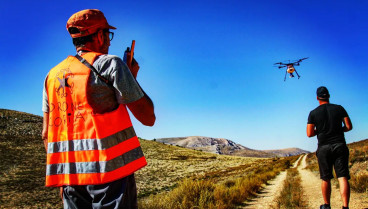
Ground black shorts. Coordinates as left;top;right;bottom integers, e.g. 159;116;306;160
316;143;350;180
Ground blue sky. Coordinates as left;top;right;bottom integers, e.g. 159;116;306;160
1;0;367;152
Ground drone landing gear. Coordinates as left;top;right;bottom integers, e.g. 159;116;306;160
284;70;287;81
284;70;301;81
294;69;301;79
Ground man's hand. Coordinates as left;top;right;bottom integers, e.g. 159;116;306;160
60;187;63;200
128;58;140;79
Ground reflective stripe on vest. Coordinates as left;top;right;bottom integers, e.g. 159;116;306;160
45;52;146;187
46;147;144;175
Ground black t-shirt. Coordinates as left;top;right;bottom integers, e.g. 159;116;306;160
308;103;348;146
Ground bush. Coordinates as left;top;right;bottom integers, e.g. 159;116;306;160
350;173;368;193
276;168;305;209
139;179;216;209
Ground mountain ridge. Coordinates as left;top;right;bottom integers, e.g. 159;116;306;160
156;136;310;158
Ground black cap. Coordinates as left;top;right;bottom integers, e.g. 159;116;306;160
317;86;330;99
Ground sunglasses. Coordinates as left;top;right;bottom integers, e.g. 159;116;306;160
103;29;114;41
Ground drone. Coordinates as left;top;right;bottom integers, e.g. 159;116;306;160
274;57;309;81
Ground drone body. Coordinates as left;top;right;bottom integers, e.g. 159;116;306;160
274;57;308;81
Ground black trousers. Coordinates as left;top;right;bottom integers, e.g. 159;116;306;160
62;174;137;209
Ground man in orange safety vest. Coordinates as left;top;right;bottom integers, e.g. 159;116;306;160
42;9;155;208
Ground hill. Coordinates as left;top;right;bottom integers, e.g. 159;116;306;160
0;108;267;208
156;136;309;157
2;108;364;209
0;109;57;207
262;147;310;157
0;108;42;136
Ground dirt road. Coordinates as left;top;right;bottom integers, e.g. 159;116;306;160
242;155;303;209
242;155;368;209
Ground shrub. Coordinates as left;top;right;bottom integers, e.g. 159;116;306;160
350;173;368;193
276;168;305;209
139;179;216;209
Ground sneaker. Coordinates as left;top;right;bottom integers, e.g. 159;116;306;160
320;204;331;209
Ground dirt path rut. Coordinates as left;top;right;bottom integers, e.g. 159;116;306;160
241;155;303;209
242;155;368;209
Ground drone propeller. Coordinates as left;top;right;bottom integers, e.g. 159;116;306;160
274;62;283;65
297;57;309;62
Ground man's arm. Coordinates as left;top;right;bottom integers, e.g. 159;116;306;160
101;55;155;126
306;123;316;137
42;112;49;152
127;90;155;126
43;112;63;198
343;117;352;132
126;58;155;126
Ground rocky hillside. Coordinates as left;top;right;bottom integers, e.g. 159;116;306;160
156;136;245;153
156;136;310;158
156;136;276;158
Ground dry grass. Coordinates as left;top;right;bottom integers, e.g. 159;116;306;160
0;109;301;208
348;140;368;193
0;135;62;208
275;168;305;209
0;133;296;209
0;109;62;208
350;173;368;193
305;152;319;173
138;157;295;209
135;139;260;197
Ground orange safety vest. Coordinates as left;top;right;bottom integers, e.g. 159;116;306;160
45;52;146;187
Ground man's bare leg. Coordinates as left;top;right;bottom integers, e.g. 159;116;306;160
321;179;331;205
338;177;350;207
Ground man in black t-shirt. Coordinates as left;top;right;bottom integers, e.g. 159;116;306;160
307;86;352;209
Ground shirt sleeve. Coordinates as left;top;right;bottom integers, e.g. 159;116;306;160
340;105;349;118
94;55;144;104
307;111;314;124
42;74;49;113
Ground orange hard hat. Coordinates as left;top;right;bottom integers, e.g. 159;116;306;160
66;9;116;38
